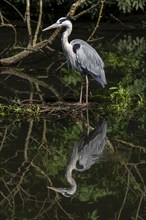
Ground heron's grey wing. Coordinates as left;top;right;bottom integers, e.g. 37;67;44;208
76;120;107;171
70;39;107;87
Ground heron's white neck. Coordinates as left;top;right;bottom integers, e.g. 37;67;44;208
66;171;77;195
61;23;72;51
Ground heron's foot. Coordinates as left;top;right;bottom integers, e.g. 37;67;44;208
77;101;83;106
76;101;88;107
85;101;89;107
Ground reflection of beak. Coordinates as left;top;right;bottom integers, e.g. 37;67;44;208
42;23;59;32
47;186;64;193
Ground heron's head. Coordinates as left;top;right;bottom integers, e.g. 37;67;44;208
47;186;73;197
43;17;72;32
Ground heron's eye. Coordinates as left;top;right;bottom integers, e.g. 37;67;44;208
59;18;67;24
62;191;71;197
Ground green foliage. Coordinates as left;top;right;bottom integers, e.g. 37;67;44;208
106;36;146;70
37;122;83;177
0;99;40;119
118;36;146;67
117;0;145;13
63;68;81;86
87;209;100;220
46;149;67;176
110;81;145;115
103;36;146;117
110;84;131;114
77;185;115;202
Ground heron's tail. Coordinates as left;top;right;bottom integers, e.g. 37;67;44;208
92;71;107;88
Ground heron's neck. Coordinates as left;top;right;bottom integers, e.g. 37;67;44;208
61;25;72;51
66;169;77;193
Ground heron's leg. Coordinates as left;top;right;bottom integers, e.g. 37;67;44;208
85;75;89;105
86;107;90;135
79;75;83;104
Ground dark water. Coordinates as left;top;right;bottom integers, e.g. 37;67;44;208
0;21;146;220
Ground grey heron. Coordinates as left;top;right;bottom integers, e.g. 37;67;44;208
43;17;107;104
48;120;107;197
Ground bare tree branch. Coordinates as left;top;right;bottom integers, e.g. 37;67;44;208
67;0;86;18
26;0;33;47
0;67;63;101
33;0;43;46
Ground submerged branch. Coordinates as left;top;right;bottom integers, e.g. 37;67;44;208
116;172;130;220
24;120;34;161
113;139;146;153
0;127;8;151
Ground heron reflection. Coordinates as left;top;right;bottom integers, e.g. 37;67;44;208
48;120;107;197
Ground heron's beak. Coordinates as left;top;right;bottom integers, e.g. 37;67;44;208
47;186;64;193
42;23;59;32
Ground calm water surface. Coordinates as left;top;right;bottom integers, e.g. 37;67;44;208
0;21;146;220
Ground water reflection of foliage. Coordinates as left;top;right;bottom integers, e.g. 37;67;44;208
0;113;146;219
0;116;86;219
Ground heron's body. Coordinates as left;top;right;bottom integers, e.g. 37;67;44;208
43;17;107;103
63;38;106;88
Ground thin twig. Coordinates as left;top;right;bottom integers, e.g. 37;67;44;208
135;194;145;220
0;127;8;151
2;0;25;21
116;171;130;220
0;12;17;54
73;3;99;20
87;0;105;41
24;120;34;161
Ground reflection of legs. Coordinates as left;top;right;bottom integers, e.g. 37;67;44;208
86;75;89;105
79;75;83;103
86;106;89;135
